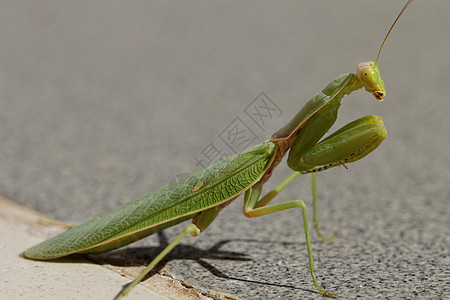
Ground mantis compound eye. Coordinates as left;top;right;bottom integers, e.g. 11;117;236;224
357;61;385;101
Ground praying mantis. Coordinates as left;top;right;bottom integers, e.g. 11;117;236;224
23;1;413;298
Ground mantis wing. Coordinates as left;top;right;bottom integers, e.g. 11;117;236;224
23;142;276;260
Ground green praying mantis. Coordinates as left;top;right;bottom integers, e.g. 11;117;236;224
23;1;413;298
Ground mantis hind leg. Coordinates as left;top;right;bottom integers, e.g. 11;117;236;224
116;223;201;299
116;206;222;299
243;182;338;298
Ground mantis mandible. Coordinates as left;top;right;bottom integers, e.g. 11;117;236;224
23;1;413;298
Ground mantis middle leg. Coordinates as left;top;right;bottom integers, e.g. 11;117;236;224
243;181;337;298
253;171;335;242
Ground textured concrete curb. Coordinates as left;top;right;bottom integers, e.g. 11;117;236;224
0;196;228;300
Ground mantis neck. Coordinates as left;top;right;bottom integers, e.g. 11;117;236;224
271;73;363;144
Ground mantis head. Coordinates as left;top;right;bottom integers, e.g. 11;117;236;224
356;61;385;101
357;0;413;102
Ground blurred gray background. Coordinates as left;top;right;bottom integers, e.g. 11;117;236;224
1;1;448;299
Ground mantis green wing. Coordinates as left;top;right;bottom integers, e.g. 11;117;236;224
23;142;276;260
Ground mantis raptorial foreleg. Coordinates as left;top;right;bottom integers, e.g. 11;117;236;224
243;182;337;298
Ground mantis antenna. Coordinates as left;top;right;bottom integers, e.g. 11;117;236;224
376;0;414;63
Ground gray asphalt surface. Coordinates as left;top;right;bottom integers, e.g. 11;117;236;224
1;1;449;299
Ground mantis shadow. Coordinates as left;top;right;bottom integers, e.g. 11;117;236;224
89;231;253;270
89;231;322;297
